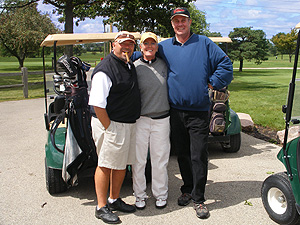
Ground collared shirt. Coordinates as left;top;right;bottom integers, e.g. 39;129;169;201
88;72;112;108
173;32;194;45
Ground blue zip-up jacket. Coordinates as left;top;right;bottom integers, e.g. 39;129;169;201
158;34;233;111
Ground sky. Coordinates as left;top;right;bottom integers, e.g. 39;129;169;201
37;0;300;40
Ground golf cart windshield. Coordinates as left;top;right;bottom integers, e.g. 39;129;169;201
290;79;300;122
289;22;300;124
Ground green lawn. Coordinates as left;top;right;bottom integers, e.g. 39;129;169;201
0;53;298;131
0;52;104;73
229;69;291;131
232;55;299;68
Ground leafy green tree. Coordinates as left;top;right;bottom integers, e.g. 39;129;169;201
229;27;269;72
84;43;103;52
1;0;107;56
94;0;195;37
188;3;209;36
271;29;298;63
73;44;86;56
2;1;208;55
268;42;278;57
206;31;222;37
2;0;197;53
0;2;58;68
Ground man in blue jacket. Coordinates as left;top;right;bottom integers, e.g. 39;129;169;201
158;7;233;219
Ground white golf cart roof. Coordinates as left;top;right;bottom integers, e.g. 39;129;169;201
40;32;142;47
41;32;232;47
296;22;300;29
159;37;232;43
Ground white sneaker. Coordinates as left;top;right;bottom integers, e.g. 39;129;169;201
156;199;167;209
135;197;146;210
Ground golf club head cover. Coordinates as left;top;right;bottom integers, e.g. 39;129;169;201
57;55;77;79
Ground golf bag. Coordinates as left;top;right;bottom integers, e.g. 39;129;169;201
209;88;230;135
50;55;97;185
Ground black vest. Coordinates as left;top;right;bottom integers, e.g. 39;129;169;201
91;53;141;123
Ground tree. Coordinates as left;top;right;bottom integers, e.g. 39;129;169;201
206;31;222;37
0;2;58;68
2;0;196;54
268;42;278;57
271;29;298;63
2;1;205;55
229;27;269;72
188;3;209;36
94;0;195;37
1;0;107;56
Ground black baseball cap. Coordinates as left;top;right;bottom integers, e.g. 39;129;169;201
171;7;190;20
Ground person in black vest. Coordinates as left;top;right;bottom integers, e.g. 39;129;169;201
89;31;141;224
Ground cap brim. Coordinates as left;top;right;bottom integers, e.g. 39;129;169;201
141;37;158;43
171;14;189;20
116;38;135;43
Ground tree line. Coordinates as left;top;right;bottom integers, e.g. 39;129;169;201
0;0;298;71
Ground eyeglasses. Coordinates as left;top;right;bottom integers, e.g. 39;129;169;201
142;42;157;46
115;33;135;41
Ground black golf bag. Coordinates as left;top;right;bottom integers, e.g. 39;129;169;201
50;55;97;185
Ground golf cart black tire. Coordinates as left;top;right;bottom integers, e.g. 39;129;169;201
45;159;67;195
222;133;241;153
261;172;300;225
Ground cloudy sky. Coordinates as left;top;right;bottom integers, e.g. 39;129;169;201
38;0;300;39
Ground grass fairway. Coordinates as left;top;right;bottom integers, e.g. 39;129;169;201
229;69;291;131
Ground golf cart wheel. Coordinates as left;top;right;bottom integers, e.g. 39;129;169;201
45;159;67;195
261;172;300;225
222;133;241;153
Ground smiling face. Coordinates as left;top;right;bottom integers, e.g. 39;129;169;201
171;15;192;41
112;39;135;62
140;38;158;61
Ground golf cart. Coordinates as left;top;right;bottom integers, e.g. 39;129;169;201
41;33;241;195
41;33;141;195
261;22;300;225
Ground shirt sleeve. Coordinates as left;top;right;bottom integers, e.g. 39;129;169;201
208;39;233;90
88;71;112;108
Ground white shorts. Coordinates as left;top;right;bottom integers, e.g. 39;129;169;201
91;117;136;170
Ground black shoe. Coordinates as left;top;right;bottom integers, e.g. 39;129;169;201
108;198;136;213
178;193;192;206
95;205;120;224
193;203;210;219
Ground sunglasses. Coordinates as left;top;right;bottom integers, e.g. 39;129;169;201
115;33;135;40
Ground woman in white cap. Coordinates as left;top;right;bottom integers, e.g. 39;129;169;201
132;32;170;210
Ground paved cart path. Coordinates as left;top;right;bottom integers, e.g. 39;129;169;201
0;98;283;225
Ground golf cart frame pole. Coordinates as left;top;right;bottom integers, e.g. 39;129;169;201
282;28;300;180
53;41;58;74
42;46;47;114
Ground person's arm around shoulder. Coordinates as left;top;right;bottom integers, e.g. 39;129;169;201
131;51;142;62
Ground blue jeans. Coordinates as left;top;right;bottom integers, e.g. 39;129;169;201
170;108;209;204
